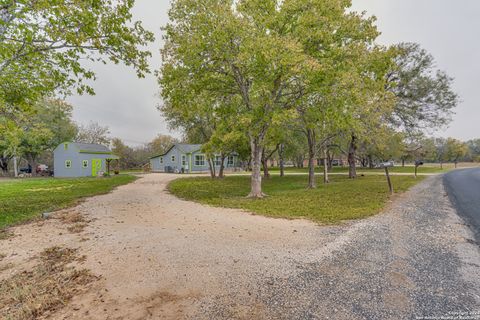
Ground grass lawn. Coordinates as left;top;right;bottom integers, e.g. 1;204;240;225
168;175;425;224
0;175;136;229
268;165;450;174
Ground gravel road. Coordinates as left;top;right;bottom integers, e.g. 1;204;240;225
1;173;479;319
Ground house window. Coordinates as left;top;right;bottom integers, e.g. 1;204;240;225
159;157;163;164
64;143;68;150
82;160;88;168
194;155;205;166
171;155;175;162
65;160;72;168
214;156;222;166
228;156;235;166
182;155;187;166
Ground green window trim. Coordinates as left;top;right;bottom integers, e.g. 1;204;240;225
82;160;89;168
194;154;206;167
171;155;176;162
64;143;68;150
65;160;72;169
182;155;187;166
227;156;235;166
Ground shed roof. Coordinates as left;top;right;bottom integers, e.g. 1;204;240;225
70;142;113;154
150;144;202;159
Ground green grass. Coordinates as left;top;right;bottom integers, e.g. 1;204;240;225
0;175;136;229
168;175;425;224
268;165;450;174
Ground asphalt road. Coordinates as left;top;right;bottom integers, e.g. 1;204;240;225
444;168;480;243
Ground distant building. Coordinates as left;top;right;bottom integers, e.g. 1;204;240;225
150;144;240;173
53;142;119;177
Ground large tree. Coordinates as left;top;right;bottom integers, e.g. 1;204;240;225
388;43;458;135
160;0;391;197
75;121;110;145
0;0;154;114
160;0;312;197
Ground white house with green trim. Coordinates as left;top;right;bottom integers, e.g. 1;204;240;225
53;142;119;177
150;144;239;173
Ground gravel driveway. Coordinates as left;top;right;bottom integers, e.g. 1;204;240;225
1;173;479;319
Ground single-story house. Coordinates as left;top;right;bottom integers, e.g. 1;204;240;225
150;144;239;173
53;142;119;177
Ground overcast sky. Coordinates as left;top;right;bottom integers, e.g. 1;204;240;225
68;0;479;146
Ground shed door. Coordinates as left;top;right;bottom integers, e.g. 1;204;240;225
91;159;102;177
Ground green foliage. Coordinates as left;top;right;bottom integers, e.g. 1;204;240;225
168;175;425;223
0;175;136;228
0;0;154;112
388;43;459;134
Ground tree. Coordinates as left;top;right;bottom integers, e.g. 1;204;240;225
388;43;458;135
433;138;448;169
76;122;110;145
111;138;136;169
147;134;179;157
466;139;480;162
160;0;393;197
4;98;76;176
445;138;468;168
0;0;154;115
161;0;314;197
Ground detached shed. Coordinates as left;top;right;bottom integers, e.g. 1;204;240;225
53;142;119;178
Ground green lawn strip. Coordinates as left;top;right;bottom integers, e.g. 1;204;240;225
268;166;449;174
0;175;136;229
168;175;425;224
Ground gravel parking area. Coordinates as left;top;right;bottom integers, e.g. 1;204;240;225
1;173;478;319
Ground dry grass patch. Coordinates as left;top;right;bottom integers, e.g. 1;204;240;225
0;230;14;240
0;246;97;320
59;211;89;234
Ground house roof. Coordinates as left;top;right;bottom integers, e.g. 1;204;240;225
70;142;113;154
150;144;202;159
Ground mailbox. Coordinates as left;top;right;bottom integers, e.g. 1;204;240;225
380;161;394;168
415;160;424;166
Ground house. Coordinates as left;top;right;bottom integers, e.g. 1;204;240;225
150;144;239;173
53;142;119;178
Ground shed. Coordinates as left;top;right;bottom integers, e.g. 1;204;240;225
150;144;239;173
53;142;119;178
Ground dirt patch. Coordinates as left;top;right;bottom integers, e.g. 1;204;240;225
0;246;97;320
0;230;14;240
58;211;89;234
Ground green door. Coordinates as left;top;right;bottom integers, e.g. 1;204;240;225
91;159;102;177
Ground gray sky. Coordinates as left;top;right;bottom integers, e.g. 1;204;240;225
68;0;479;146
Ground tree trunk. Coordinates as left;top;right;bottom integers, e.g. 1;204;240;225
306;128;316;189
279;144;285;177
207;157;215;179
13;155;18;177
440;161;443;170
368;155;374;169
248;137;265;198
261;148;270;179
348;134;357;179
26;154;37;176
323;147;329;184
218;154;226;178
402;158;405;167
0;157;8;176
454;160;458;169
327;150;333;172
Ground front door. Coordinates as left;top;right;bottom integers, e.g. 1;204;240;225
91;159;102;177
